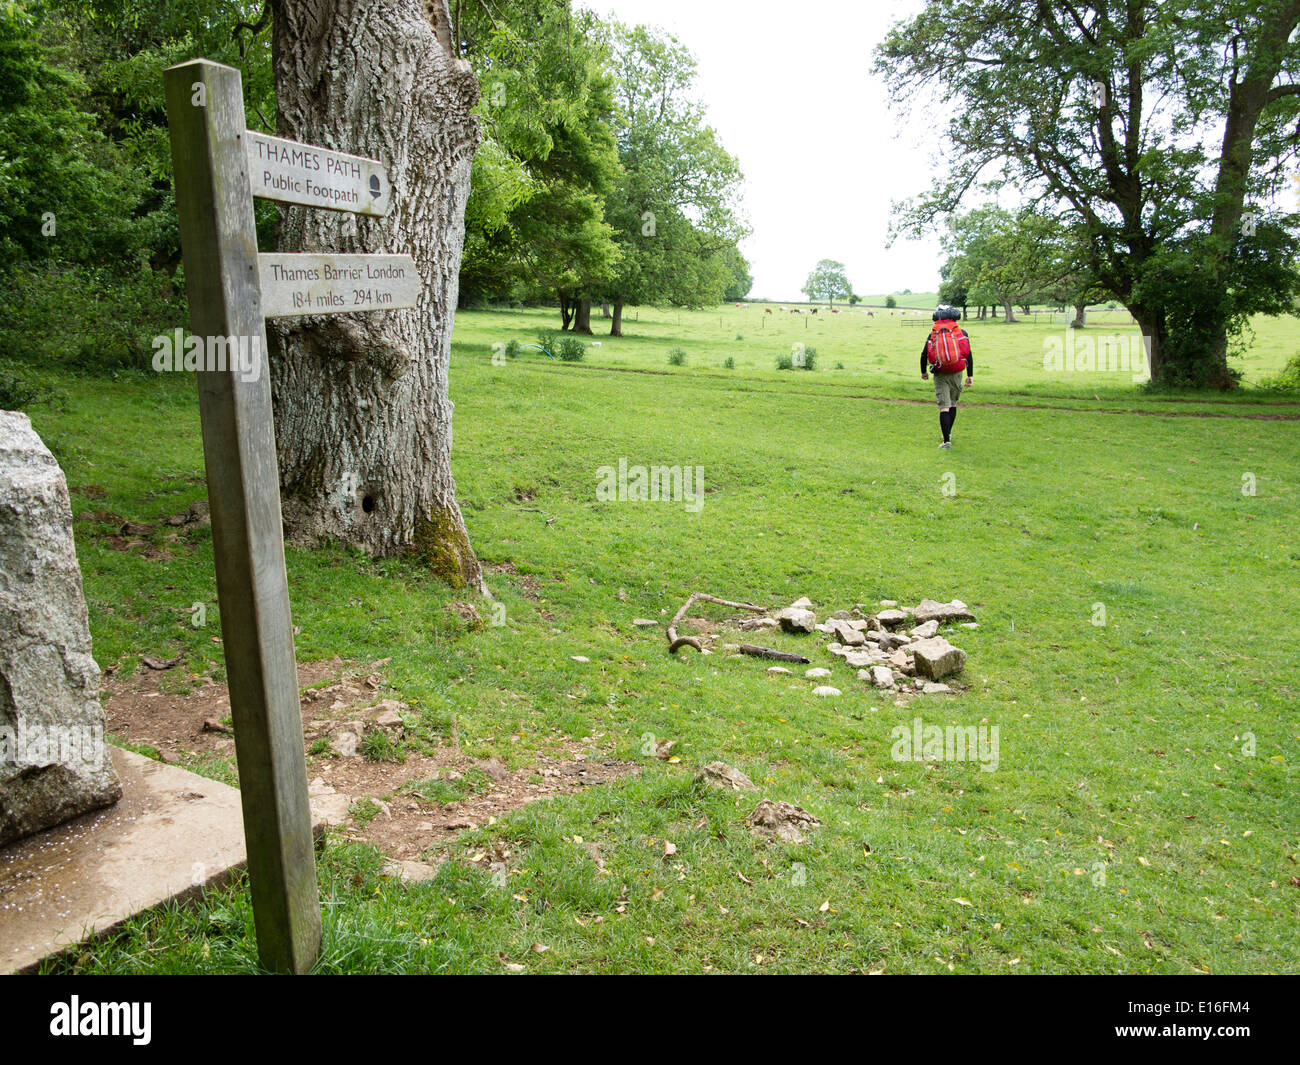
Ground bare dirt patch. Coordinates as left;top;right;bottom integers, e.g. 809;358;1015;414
102;659;637;862
487;560;543;600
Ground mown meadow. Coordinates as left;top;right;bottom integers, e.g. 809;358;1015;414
25;303;1300;973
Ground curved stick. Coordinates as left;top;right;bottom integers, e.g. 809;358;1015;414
667;592;767;655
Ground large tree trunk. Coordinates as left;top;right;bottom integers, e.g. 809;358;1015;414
572;299;593;334
1001;299;1017;323
610;299;624;337
1071;301;1086;329
558;292;574;330
1195;6;1296;390
1130;303;1164;383
266;0;484;591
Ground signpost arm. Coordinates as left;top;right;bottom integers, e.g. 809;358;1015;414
163;58;321;975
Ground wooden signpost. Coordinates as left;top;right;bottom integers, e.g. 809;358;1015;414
164;58;413;974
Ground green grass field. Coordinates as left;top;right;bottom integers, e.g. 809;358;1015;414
461;302;1299;400
22;303;1300;974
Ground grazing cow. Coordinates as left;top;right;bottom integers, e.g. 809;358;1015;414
790;308;801;314
810;307;818;315
867;310;874;317
831;308;841;314
764;307;773;314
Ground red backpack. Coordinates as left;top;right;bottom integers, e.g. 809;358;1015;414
927;320;970;373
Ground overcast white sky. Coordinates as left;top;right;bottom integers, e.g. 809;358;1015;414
590;0;939;301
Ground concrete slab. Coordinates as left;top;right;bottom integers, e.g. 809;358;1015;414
0;747;247;974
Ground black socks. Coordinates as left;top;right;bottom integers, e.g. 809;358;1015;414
939;407;956;442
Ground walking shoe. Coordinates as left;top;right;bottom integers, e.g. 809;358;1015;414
939;441;952;449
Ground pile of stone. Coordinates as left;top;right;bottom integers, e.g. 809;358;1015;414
754;595;977;700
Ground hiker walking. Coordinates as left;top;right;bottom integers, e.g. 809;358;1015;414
920;305;973;449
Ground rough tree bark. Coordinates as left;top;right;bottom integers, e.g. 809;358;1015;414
572;298;594;334
266;0;484;591
610;299;624;337
1198;4;1300;388
1131;303;1165;382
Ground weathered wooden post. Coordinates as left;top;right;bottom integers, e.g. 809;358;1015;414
164;58;420;974
164;59;321;974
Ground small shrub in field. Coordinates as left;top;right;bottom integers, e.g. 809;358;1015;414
536;328;560;354
1260;353;1300;391
557;336;587;362
835;361;845;370
775;352;794;371
668;347;687;366
505;338;521;359
723;356;736;369
796;346;817;370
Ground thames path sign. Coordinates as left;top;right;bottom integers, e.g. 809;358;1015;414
245;131;392;216
164;58;415;974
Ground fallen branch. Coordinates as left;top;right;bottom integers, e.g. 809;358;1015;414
738;644;810;664
667;592;767;654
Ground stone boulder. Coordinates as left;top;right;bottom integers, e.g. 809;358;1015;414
888;649;915;675
698;761;757;791
876;631;912;651
910;637;967;680
1;412;120;845
840;649;885;669
910;599;976;625
826;618;866;646
869;665;896;689
746;799;819;844
775;607;816;633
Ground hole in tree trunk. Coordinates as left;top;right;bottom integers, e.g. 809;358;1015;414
361;494;377;514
